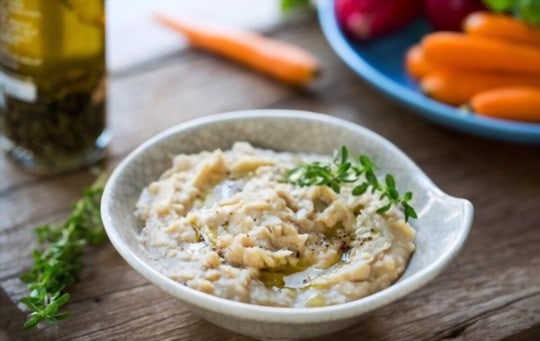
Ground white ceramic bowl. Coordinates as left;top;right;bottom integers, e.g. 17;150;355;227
101;110;473;340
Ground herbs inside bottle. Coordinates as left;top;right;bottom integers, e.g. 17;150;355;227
0;0;108;173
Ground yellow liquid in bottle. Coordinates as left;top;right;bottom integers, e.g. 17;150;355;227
0;0;108;174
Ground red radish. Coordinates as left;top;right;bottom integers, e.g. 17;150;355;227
424;0;486;31
335;0;423;41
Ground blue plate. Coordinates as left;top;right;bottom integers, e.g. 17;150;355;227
317;0;540;144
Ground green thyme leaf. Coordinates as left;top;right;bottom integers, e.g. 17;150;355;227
23;316;40;330
376;203;392;214
365;171;380;192
403;203;418;221
352;183;369;196
339;145;348;165
403;191;413;202
385;174;396;189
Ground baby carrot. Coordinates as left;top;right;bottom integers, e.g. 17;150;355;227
464;12;540;46
422;32;540;76
421;70;540;106
153;13;320;86
405;44;438;80
471;86;540;123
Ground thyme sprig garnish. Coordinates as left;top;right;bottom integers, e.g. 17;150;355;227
284;146;418;222
19;181;107;329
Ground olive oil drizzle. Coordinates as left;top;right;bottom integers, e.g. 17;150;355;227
259;225;352;290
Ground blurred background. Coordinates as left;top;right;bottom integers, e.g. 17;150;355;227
107;0;282;72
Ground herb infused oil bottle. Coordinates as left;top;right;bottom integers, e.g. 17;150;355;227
0;0;109;174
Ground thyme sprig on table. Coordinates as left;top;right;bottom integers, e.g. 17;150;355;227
284;146;418;222
19;182;107;329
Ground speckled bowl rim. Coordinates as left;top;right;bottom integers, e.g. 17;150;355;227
101;109;473;324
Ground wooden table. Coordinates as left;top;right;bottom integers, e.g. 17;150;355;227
1;14;539;341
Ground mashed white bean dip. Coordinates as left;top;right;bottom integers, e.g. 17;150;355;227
136;142;415;307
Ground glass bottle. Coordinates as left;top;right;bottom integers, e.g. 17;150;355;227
0;0;109;174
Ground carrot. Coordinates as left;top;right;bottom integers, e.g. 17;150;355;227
153;13;319;86
405;44;438;80
464;12;540;46
421;70;540;106
422;32;540;76
471;86;540;122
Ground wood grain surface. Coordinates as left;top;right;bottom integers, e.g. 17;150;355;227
1;15;539;341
